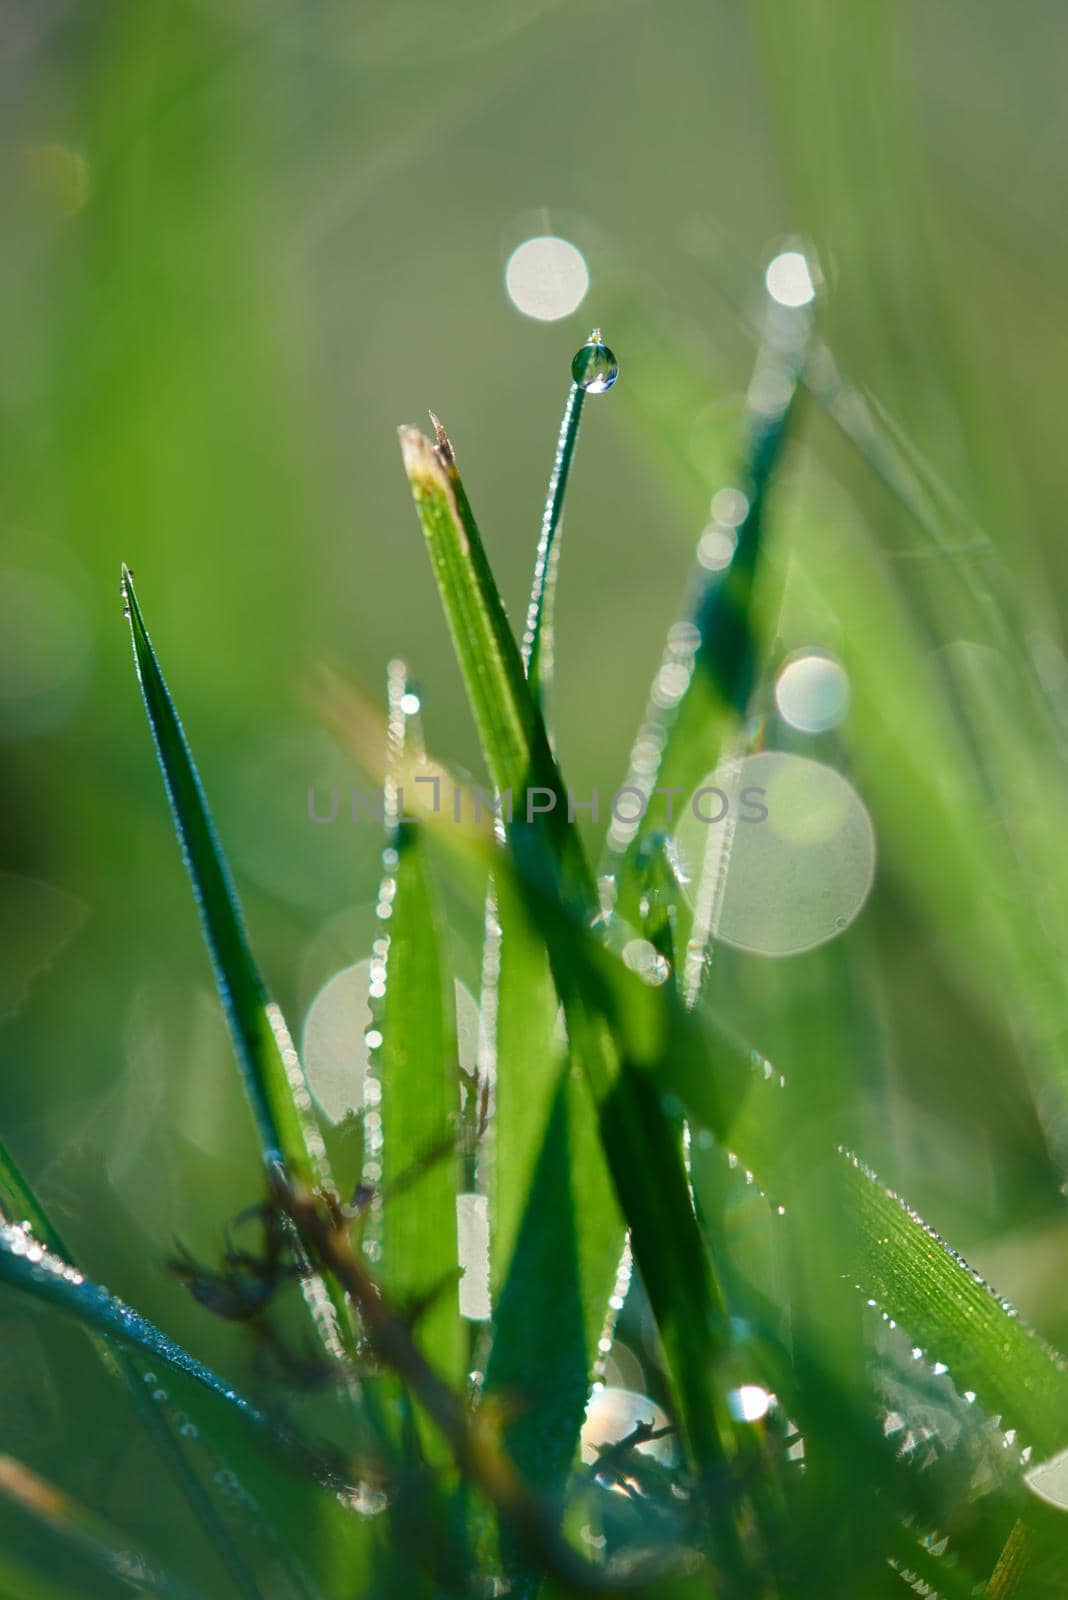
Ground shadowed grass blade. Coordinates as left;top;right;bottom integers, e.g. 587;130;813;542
0;1453;207;1600
0;1137;268;1600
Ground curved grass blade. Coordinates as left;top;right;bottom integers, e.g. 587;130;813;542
520;375;584;719
0;1217;269;1433
519;327;617;725
120;567;354;1367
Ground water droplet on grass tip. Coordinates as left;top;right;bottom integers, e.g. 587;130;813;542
572;332;619;394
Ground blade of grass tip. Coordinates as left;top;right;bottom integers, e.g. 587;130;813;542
397;422;592;914
0;1453;207;1600
519;329;619;729
370;661;464;1396
602;285;810;928
0;1137;269;1600
120;567;354;1368
398;421;744;1556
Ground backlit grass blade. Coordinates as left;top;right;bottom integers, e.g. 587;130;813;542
396;425;593;911
121;567;354;1367
373;662;463;1390
398;421;740;1511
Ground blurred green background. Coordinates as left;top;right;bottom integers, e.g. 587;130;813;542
4;0;1068;1582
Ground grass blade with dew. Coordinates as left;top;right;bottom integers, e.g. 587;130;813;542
0;1205;386;1599
371;660;464;1394
0;1136;271;1600
484;330;625;1530
0;1453;208;1600
487;853;1068;1461
398;417;744;1559
520;330;619;727
120;566;355;1369
603;288;810;930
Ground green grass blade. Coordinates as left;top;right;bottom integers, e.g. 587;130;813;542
120;567;325;1190
398;422;740;1511
374;665;464;1391
121;567;355;1368
397;426;593;910
0;1216;270;1435
484;1061;623;1593
485;877;624;1488
521;378;584;723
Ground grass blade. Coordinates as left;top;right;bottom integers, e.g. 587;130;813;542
120;566;354;1367
120;567;326;1189
398;420;741;1527
374;662;464;1390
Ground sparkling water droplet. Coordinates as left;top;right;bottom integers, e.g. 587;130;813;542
571;331;619;394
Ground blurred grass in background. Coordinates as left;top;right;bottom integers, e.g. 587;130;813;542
4;0;1068;1587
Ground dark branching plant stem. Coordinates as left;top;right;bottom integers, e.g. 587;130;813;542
272;1168;658;1596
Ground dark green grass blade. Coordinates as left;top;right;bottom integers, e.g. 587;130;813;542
0;1216;269;1438
121;567;355;1369
0;1210;381;1594
121;567;325;1189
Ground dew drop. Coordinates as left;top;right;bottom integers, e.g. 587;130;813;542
571;330;619;394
